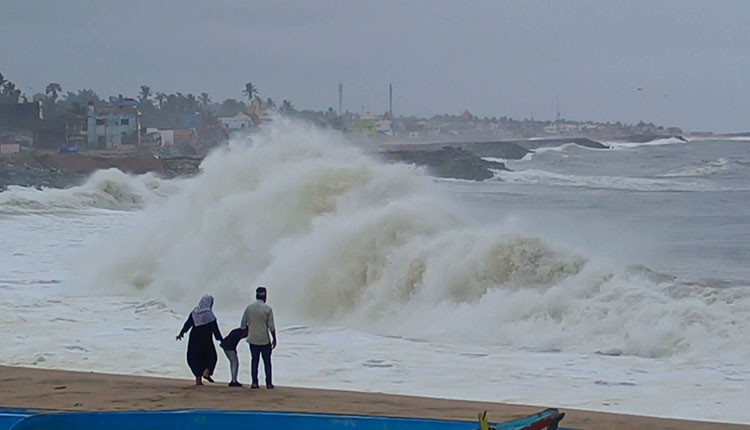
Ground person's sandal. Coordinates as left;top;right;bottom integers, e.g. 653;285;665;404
250;384;260;389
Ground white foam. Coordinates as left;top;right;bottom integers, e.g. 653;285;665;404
605;137;686;150
515;142;603;162
662;158;749;177
72;120;750;360
494;169;723;192
0;169;178;213
2;120;750;422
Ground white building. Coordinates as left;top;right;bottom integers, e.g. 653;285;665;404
0;143;21;154
86;102;141;149
145;128;174;147
219;112;253;133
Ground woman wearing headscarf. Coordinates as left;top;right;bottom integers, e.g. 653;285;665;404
176;295;223;385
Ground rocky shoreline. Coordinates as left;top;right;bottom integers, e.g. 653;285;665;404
1;135;680;189
0;147;505;189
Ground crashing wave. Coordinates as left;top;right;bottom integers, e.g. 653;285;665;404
0;169;178;213
74;120;750;359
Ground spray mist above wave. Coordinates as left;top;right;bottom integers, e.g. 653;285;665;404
0;169;178;213
75;120;750;359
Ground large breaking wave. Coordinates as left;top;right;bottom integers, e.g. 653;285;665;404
0;169;176;213
72;120;750;360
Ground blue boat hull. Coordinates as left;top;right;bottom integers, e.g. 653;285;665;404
5;408;567;430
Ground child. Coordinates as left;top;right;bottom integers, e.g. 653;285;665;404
220;327;248;387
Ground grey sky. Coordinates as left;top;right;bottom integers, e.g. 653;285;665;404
2;0;749;131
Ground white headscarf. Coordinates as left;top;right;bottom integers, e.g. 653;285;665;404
191;295;217;327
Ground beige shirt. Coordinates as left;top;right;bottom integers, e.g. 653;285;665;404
240;300;276;345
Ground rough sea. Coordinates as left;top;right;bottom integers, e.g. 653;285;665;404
1;122;748;423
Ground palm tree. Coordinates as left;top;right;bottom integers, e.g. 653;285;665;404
139;85;152;102
186;93;199;112
69;102;86;116
45;83;62;103
281;99;294;113
199;92;212;108
242;82;258;103
155;92;167;109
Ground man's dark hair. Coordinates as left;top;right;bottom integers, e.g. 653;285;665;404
256;286;267;301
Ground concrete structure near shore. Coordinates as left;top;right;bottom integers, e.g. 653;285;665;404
219;112;253;134
86;101;141;149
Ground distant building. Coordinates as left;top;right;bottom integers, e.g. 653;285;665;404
86;101;141;149
352;109;392;137
0;142;21;154
145;128;175;147
219;112;253;133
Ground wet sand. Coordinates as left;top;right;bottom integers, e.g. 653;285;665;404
0;366;746;429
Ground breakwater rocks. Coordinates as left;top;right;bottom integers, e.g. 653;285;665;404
382;137;607;161
0;152;199;190
1;136;621;189
380;146;506;181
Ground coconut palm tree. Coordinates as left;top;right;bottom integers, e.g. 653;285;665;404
45;83;62;103
281;99;294;113
155;92;167;109
139;85;152;102
199;92;212;108
242;82;258;103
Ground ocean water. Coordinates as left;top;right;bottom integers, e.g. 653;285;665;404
1;121;748;423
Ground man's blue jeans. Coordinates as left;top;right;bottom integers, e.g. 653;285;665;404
249;343;272;386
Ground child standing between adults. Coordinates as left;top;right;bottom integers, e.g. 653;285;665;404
220;327;248;387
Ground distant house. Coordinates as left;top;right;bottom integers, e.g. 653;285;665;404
352;109;392;137
0;142;20;154
86;102;141;149
219;112;253;133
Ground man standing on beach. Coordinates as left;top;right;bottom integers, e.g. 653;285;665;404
240;286;277;389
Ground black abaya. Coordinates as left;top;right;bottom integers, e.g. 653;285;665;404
178;314;223;378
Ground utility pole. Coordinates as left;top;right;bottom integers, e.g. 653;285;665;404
555;93;560;122
389;83;393;118
338;83;343;116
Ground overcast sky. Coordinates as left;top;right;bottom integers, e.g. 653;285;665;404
2;0;749;131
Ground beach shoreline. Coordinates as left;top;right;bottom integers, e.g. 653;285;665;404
0;366;746;430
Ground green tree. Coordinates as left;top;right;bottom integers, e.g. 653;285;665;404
155;92;167;109
1;80;22;104
45;83;62;103
242;82;258;102
281;99;294;113
69;102;87;116
139;85;152;103
199;92;212;108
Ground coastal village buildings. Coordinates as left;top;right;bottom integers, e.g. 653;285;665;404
351;109;393;137
86;100;140;149
219;112;253;134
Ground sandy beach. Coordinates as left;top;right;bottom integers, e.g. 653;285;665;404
0;366;746;430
